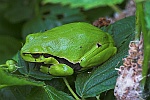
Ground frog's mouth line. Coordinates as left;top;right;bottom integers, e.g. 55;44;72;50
27;53;82;71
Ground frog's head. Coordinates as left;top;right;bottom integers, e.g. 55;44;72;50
21;52;59;64
20;33;59;65
20;46;74;76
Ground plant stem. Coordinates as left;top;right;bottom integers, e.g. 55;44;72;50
81;97;85;100
63;77;81;100
139;2;149;88
34;0;40;17
109;5;122;13
142;30;150;88
135;1;149;89
135;3;142;41
0;64;7;67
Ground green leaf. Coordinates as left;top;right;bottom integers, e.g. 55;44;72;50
42;5;85;23
100;90;116;100
75;47;125;98
0;36;21;64
0;16;22;39
75;16;135;98
102;16;135;48
22;17;48;40
27;85;74;100
28;64;54;80
0;69;44;88
83;6;114;22
42;0;124;10
46;78;66;91
0;1;8;13
17;52;29;75
22;5;85;38
0;82;67;100
0;86;33;100
0;87;18;100
4;0;34;23
144;1;150;30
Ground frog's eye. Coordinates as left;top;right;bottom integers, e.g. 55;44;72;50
43;54;51;58
31;54;41;58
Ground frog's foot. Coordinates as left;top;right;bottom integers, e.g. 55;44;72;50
40;64;74;76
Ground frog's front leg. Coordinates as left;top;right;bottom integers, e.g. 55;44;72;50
40;64;74;76
80;43;117;69
39;56;74;76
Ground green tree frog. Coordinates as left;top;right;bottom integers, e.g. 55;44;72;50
20;22;117;76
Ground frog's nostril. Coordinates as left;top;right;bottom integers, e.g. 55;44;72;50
96;43;101;48
31;54;41;58
80;46;82;48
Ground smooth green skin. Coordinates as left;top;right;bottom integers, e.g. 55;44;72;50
20;22;117;76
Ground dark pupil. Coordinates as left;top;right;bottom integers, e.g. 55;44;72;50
43;54;51;58
31;54;41;58
97;43;101;47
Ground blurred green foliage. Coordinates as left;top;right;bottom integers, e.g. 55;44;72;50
3;0;148;100
0;15;135;100
0;0;121;64
42;0;123;10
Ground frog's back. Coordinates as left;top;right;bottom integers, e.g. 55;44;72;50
22;22;113;63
